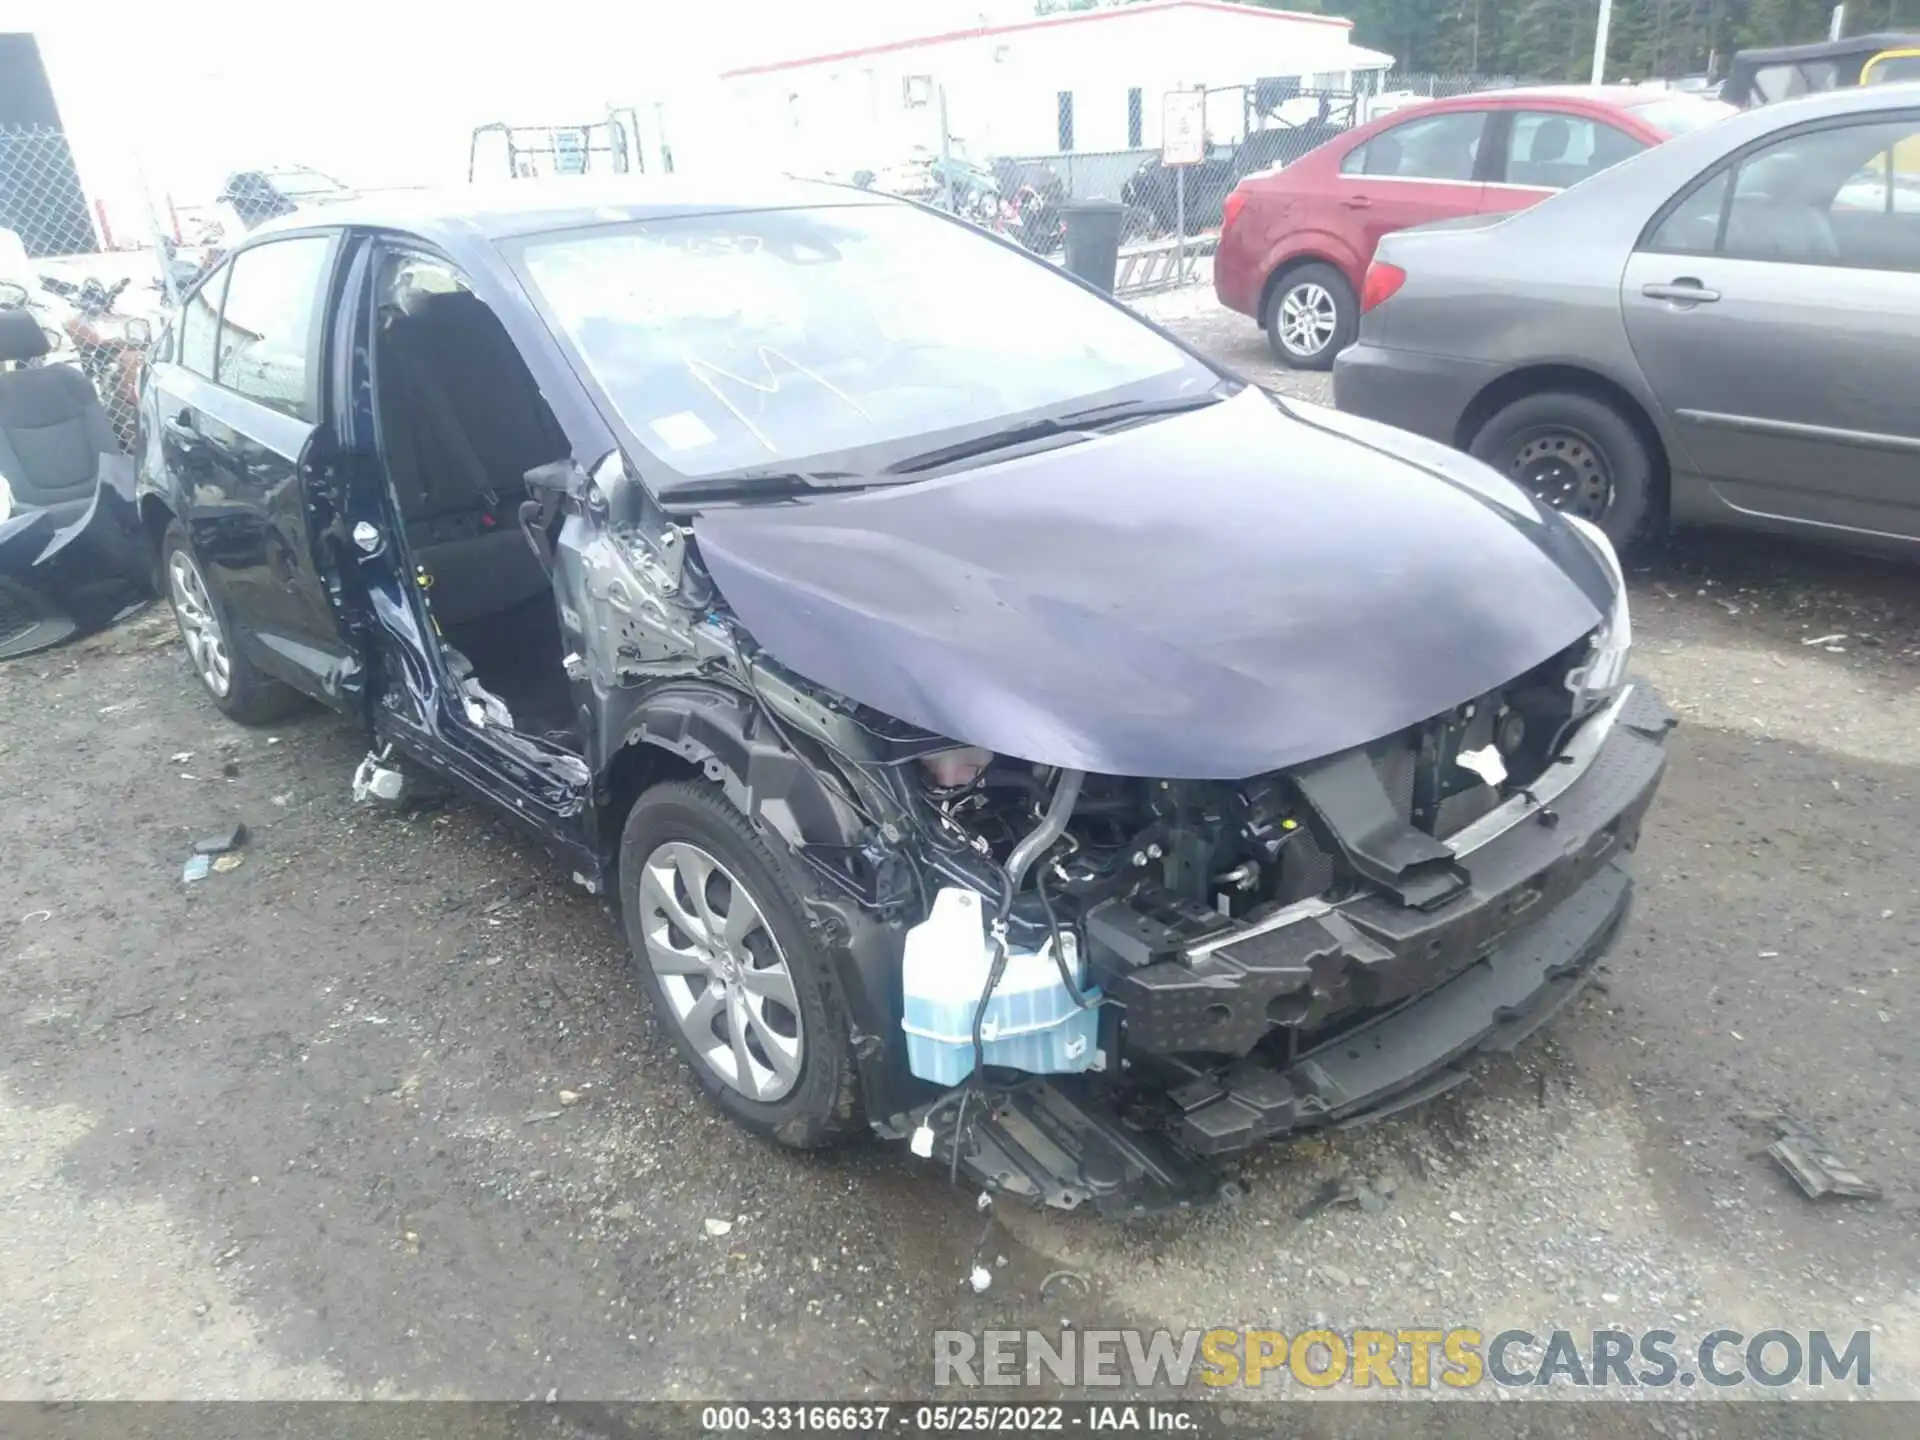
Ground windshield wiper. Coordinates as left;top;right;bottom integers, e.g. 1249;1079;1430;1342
661;469;873;505
883;389;1230;476
884;418;1078;475
1056;390;1233;428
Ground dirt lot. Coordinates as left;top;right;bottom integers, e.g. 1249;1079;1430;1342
3;291;1918;1411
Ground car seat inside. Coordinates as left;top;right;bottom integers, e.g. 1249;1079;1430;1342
371;255;579;750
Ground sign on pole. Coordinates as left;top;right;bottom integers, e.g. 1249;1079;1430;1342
1161;90;1207;168
1161;89;1206;285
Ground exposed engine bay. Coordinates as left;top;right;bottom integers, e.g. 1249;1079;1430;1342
544;445;1670;1215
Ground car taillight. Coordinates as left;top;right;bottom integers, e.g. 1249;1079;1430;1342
1360;261;1406;313
1221;187;1247;232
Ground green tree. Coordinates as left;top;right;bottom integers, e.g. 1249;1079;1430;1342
1036;1;1910;79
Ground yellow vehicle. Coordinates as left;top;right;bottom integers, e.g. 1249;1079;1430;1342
1862;45;1920;173
1861;45;1920;86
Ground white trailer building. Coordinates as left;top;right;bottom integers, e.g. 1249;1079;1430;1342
718;0;1395;175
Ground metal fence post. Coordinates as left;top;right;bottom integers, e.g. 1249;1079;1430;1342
1174;167;1186;285
936;83;954;212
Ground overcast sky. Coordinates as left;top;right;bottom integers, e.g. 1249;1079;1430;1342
4;0;1037;199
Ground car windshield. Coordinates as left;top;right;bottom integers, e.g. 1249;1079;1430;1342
516;203;1215;486
1626;95;1738;134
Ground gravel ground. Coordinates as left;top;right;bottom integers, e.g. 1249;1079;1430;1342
3;283;1917;1415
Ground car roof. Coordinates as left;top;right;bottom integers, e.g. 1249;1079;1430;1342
248;174;892;247
1731;32;1920;65
1722;76;1920;118
1420;83;1713;111
1385;80;1920;252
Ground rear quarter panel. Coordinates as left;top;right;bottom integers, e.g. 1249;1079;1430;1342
1220;142;1369;315
1370;219;1677;451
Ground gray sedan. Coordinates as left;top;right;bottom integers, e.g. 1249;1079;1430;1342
1333;83;1920;552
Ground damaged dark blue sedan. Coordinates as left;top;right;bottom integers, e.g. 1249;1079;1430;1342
136;179;1671;1213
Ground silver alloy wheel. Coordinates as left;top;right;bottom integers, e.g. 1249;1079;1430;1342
638;840;804;1102
1278;280;1339;359
1510;429;1613;520
168;549;231;698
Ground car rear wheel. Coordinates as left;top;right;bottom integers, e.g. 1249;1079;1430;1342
162;522;305;724
619;778;864;1149
1469;391;1657;551
1265;263;1357;370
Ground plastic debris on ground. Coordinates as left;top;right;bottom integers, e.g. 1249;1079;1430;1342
181;854;211;883
1295;1173;1392;1220
1766;1121;1882;1201
193;823;248;855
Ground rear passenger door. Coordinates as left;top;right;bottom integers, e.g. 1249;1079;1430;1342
1488;109;1649;208
173;233;353;698
1334;109;1491;261
1622;111;1920;540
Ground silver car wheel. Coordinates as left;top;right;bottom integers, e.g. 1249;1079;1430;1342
1510;430;1613;521
168;549;232;698
1278;281;1339;358
637;841;804;1103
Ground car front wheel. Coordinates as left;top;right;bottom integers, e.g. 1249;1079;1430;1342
619;778;864;1149
1265;263;1357;370
1468;391;1657;551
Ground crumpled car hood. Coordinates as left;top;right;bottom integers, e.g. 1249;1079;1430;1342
692;388;1613;779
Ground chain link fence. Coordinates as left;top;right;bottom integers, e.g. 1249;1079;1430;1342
1;125;171;452
1376;70;1530;102
881;72;1532;296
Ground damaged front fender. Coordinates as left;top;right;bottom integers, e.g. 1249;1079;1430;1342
544;467;926;1123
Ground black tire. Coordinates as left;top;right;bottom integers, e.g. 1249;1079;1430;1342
1264;262;1357;371
619;778;864;1149
160;522;305;725
1468;391;1658;551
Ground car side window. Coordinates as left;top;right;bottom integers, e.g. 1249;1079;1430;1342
1644;116;1920;272
1340;111;1486;182
1752;60;1839;103
176;263;228;378
214;235;333;420
1644;169;1732;255
1505;111;1646;189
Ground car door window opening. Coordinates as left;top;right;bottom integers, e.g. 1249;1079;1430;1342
1503;112;1646;191
369;249;580;751
1643;115;1920;271
1341;110;1486;182
176;262;228;379
215;236;333;421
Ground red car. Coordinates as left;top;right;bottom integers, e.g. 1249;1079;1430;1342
1214;86;1735;369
